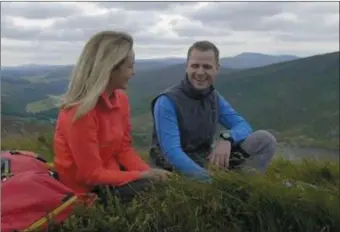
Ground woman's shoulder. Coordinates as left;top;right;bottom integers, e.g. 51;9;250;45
115;90;132;108
57;105;97;125
115;89;129;101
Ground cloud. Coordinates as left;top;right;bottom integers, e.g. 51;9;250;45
1;2;339;66
0;2;82;19
169;16;232;37
186;2;339;42
48;9;161;42
95;2;183;12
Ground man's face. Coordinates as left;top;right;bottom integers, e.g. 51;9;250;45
186;48;220;90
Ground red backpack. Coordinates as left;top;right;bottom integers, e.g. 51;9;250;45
1;150;97;232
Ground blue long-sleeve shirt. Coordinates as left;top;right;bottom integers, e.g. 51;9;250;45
153;92;253;179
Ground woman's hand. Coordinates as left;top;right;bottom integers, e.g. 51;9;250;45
140;168;172;181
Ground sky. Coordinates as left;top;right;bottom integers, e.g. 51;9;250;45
1;1;339;66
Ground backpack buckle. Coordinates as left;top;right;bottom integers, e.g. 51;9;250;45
1;157;12;180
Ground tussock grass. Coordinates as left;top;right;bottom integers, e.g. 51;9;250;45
1;135;339;232
46;163;339;232
1;132;54;160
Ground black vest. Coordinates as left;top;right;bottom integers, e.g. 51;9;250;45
149;76;220;170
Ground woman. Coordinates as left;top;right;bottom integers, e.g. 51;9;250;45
53;30;170;203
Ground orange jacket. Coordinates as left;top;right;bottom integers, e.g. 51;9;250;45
53;90;150;193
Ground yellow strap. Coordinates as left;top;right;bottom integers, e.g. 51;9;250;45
46;162;55;169
23;195;78;232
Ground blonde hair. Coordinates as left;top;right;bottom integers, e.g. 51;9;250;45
59;30;133;121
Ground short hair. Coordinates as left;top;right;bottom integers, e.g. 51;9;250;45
187;40;220;63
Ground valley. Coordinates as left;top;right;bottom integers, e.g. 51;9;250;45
1;51;339;159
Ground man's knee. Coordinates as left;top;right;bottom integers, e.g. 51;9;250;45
240;130;277;155
253;130;277;149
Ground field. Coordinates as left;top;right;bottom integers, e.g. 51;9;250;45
1;134;339;232
26;95;60;113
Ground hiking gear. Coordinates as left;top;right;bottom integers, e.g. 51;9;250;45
234;130;276;174
1;150;97;232
53;89;150;193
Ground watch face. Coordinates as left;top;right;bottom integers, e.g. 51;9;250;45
221;132;231;139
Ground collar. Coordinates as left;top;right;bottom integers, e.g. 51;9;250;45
180;74;215;100
100;90;121;109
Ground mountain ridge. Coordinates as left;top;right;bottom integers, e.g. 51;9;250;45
2;52;299;70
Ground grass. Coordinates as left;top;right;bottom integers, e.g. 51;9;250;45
22;75;51;83
1;134;339;232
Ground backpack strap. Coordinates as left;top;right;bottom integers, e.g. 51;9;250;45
8;150;48;163
4;150;59;180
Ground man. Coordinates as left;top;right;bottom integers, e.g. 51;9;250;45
149;40;277;180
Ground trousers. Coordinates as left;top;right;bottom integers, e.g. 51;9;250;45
150;129;277;174
228;130;277;173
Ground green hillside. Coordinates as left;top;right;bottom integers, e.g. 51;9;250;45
1;52;339;149
213;51;339;146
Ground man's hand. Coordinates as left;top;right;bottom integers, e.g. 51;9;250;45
140;168;172;182
207;140;231;169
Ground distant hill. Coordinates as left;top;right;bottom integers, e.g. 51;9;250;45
1;51;338;149
0;52;300;116
1;52;299;79
133;53;299;70
220;52;299;69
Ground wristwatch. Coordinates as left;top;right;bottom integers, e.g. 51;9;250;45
220;131;234;144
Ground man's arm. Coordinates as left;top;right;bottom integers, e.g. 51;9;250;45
154;95;210;179
217;93;253;144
